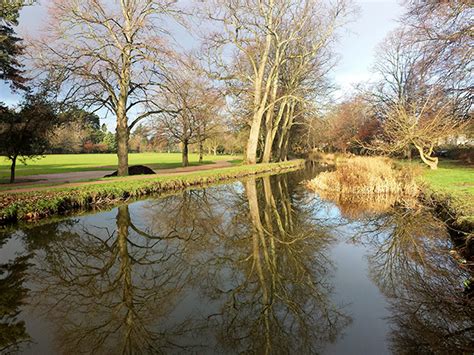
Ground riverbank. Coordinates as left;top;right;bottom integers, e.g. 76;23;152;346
0;160;305;225
417;160;474;255
418;160;473;221
307;153;473;255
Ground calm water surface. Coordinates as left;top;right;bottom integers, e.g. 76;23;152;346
1;168;473;354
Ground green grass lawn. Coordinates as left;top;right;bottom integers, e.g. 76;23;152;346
410;159;474;221
0;153;239;180
420;160;474;198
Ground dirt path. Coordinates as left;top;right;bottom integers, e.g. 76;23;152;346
1;161;233;194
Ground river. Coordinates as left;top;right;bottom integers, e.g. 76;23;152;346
0;166;472;354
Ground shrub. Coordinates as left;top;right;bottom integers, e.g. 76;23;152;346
307;156;418;196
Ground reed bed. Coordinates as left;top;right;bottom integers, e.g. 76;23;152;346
307;156;419;196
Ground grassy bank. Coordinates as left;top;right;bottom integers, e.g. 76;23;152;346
0;152;238;180
419;161;473;210
416;160;474;254
0;160;305;225
400;160;474;223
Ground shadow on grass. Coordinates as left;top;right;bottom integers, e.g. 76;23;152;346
146;161;216;170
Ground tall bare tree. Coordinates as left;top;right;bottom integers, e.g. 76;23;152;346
369;29;467;169
203;0;350;164
30;0;181;175
262;3;344;162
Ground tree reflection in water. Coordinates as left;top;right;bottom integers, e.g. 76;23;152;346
347;204;474;353
27;205;197;354
196;175;350;354
13;172;350;354
1;169;471;353
0;252;31;353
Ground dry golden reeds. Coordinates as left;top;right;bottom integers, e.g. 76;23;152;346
306;156;418;196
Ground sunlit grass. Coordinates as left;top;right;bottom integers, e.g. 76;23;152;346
0;152;239;180
421;160;474;197
402;159;474;222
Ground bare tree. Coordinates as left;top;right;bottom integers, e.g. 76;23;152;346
370;29;467;169
368;95;465;169
202;0;350;164
402;0;473;118
30;0;181;175
260;0;347;162
154;59;223;166
372;29;427;113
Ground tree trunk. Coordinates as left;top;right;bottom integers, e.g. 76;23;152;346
277;102;294;161
182;140;189;167
405;146;412;160
266;100;288;163
415;144;438;169
199;140;204;163
245;32;273;164
10;155;17;183
262;128;273;163
280;134;290;161
116;126;129;176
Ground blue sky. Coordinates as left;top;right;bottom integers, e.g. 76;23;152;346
0;0;404;129
332;0;404;96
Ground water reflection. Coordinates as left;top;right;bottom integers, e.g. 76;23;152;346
199;176;350;354
1;172;349;354
0;169;472;354
348;205;474;353
0;254;31;353
27;204;196;353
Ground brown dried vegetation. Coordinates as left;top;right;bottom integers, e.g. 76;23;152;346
307;156;418;196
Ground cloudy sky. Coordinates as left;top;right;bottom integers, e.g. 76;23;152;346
0;0;404;129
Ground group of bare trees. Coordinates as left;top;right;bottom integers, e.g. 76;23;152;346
19;0;349;174
17;0;347;173
299;0;472;169
7;0;468;173
373;1;472;169
202;0;350;164
153;58;224;166
367;22;469;169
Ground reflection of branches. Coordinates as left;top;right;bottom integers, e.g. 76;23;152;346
196;174;350;354
352;205;474;353
0;254;32;353
13;169;351;353
28;205;197;354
